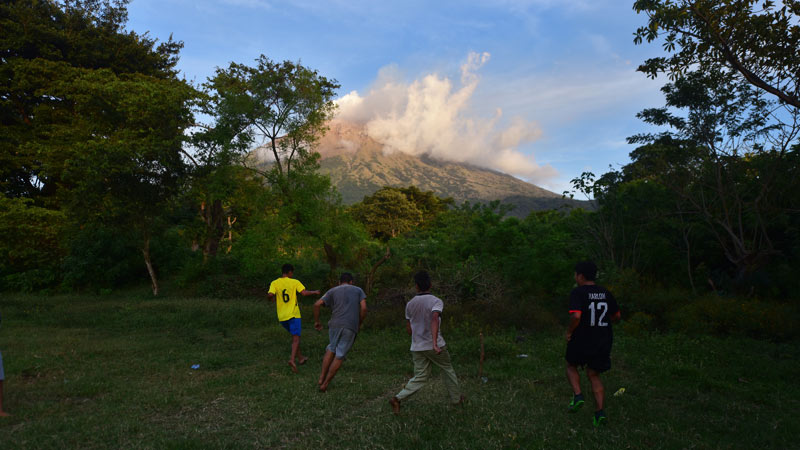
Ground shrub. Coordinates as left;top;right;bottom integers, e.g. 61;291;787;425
0;196;66;291
667;295;800;341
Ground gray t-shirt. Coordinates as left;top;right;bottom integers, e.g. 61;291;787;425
405;293;446;351
321;284;366;333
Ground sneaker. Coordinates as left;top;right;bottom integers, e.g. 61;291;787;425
593;410;607;427
568;394;584;413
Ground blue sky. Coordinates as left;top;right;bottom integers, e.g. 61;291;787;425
127;0;668;194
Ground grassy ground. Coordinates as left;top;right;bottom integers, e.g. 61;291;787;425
0;291;798;449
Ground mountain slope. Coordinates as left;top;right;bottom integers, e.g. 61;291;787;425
312;121;584;217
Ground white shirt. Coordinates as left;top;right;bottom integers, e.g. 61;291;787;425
405;293;446;351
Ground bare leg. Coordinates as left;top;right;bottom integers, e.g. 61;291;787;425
319;357;343;392
297;343;308;365
319;350;335;386
566;363;582;395
288;335;300;373
0;380;8;417
587;368;605;411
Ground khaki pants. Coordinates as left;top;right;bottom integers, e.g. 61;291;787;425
396;347;461;403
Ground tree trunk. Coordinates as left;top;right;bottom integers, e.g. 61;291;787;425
202;198;225;262
365;246;391;297
323;243;338;271
142;236;159;296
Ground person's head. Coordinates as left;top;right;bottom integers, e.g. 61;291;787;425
339;272;354;285
574;261;597;284
414;270;432;292
281;263;294;276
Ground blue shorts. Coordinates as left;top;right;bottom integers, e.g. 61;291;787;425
280;318;302;336
327;327;357;359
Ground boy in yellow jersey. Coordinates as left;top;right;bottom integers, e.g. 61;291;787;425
268;264;321;373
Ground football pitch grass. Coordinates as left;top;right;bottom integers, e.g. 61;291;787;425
0;292;797;449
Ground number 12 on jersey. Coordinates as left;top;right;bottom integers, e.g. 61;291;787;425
588;302;608;326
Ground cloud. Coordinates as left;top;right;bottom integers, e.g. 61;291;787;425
335;52;557;182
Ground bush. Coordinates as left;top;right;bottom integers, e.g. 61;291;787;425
621;311;657;336
667;295;800;341
0;196;66;291
61;225;144;291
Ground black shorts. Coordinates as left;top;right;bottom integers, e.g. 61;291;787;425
566;340;611;373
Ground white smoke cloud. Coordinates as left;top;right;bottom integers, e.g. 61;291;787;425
335;52;557;182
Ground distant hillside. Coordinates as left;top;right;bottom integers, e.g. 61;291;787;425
312;121;586;217
253;120;588;217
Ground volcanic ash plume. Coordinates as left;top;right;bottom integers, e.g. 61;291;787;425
335;52;557;182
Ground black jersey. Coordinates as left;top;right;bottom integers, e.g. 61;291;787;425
568;284;619;349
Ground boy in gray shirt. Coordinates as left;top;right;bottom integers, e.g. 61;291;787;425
389;271;463;414
313;272;367;392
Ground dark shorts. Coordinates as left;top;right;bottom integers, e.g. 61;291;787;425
566;340;611;373
280;318;302;336
326;327;357;360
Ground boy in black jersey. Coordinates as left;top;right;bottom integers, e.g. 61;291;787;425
565;261;620;426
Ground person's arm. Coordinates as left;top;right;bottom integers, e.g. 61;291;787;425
611;310;621;323
300;289;321;296
359;299;367;331
405;320;412;335
313;299;325;331
566;311;581;341
431;310;442;354
267;292;276;303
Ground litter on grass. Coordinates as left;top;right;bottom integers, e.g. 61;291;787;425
191;364;200;370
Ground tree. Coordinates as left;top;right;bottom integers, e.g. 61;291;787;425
633;0;800;109
0;195;66;291
59;68;195;295
350;188;425;241
202;56;339;196
0;0;195;294
626;70;799;285
0;0;184;202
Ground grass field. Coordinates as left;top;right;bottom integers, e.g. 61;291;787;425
0;290;798;449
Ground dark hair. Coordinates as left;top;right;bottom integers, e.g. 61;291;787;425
339;272;354;283
281;263;294;275
414;270;432;291
574;261;597;281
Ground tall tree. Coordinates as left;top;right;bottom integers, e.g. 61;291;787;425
350;188;425;241
1;0;183;202
0;0;195;294
633;0;800;109
626;70;799;283
203;56;339;197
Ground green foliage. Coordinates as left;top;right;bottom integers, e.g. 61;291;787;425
1;0;196;295
569;67;800;294
60;224;143;291
1;0;184;201
633;0;800;109
0;196;65;291
380;203;580;319
200;56;339;195
666;295;800;340
351;187;424;240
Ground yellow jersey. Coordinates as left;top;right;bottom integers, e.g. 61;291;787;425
268;277;305;321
